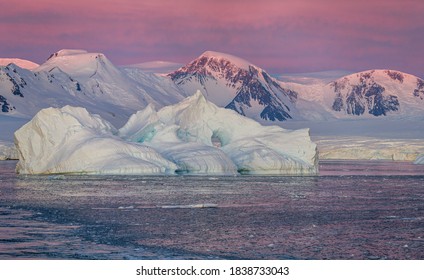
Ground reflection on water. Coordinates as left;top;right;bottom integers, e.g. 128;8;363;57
0;160;423;259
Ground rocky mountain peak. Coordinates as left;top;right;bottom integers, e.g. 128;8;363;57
168;51;298;122
328;69;424;117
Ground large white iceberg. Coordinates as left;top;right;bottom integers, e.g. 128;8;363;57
14;106;177;174
15;91;318;175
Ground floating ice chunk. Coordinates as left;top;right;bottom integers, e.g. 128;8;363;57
0;141;18;160
47;175;66;180
415;154;424;164
160;203;218;209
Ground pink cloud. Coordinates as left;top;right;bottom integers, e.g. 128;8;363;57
0;0;423;77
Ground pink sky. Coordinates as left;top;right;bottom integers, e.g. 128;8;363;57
1;0;423;76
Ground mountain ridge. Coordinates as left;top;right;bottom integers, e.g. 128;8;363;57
168;51;300;122
0;58;40;70
0;49;186;126
2;49;424;127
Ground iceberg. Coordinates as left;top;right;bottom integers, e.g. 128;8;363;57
15;91;318;175
14;106;177;174
0;141;18;160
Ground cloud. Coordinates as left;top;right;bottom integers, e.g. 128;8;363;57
0;0;423;77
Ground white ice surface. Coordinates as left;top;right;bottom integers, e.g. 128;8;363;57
316;137;424;161
15;106;177;175
282;120;424;161
119;91;318;175
14;92;318;175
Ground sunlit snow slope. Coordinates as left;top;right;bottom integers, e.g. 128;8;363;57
0;49;185;127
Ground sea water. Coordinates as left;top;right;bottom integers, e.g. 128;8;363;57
0;160;423;259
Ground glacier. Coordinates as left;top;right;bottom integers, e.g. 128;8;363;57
315;137;424;161
15;91;318;175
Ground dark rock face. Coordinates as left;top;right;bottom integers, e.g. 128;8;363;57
0;63;89;115
385;70;404;83
0;95;12;112
3;66;26;98
224;67;296;121
413;79;424;100
346;84;366;116
364;84;399;116
332;93;344;112
331;71;400;116
0;66;24;113
169;54;298;121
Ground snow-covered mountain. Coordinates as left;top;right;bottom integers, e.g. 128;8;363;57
0;58;39;70
0;49;185;127
168;51;299;122
3;49;423;129
125;61;183;74
281;69;424;120
324;70;424;118
168;52;424;122
278;70;352;85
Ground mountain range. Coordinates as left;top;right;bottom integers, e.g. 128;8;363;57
1;49;424;130
0;50;185;127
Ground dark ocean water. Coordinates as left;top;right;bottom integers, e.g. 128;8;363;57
1;160;423;259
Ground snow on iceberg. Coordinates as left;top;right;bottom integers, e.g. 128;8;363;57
119;96;238;175
14;106;177;174
15;91;318;175
119;90;318;175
